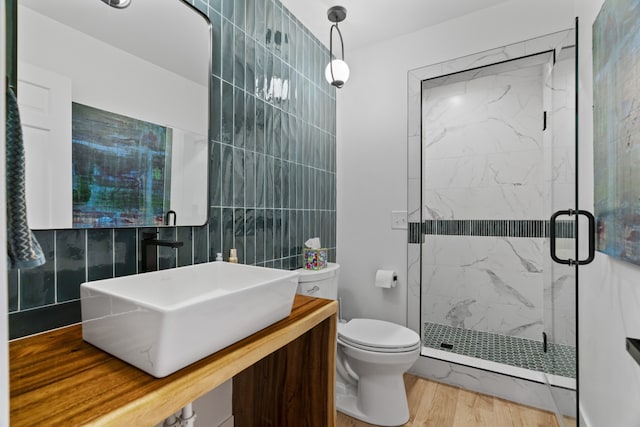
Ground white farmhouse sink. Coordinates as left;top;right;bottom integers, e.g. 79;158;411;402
81;262;299;378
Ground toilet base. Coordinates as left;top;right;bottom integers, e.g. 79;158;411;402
336;377;410;427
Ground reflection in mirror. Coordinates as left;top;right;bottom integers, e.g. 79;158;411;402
17;0;210;229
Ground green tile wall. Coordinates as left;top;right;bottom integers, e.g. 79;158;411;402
7;0;337;339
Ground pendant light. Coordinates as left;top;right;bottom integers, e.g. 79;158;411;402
101;0;131;9
325;6;349;88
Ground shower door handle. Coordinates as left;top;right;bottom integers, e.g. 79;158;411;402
550;209;595;265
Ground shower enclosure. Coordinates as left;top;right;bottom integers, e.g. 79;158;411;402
408;27;585;425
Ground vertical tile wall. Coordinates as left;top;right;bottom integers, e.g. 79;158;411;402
7;0;337;339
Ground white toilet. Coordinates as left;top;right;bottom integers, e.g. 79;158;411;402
296;263;420;426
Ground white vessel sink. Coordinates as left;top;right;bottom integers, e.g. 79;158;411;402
81;262;299;378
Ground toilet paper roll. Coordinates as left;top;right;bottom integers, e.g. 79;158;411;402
375;270;397;288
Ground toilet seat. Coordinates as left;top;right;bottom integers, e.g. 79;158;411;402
338;319;420;353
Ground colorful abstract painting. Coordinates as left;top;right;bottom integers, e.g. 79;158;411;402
593;0;640;265
71;103;170;228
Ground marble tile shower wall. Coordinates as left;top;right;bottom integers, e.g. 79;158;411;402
7;0;337;339
421;63;546;342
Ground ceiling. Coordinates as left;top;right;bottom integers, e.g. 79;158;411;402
20;0;209;85
280;0;511;51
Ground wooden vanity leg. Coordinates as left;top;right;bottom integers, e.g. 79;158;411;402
233;313;337;427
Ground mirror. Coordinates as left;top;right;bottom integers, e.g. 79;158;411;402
16;0;210;228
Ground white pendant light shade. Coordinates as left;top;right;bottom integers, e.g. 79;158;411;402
325;59;350;87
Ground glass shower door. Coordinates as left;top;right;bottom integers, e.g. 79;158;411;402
541;30;577;424
543;25;589;427
413;26;582;427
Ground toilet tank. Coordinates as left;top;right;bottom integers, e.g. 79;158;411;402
296;263;340;300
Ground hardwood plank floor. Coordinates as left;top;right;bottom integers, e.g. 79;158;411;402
337;374;576;427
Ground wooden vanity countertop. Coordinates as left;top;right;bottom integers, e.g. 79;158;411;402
10;294;337;426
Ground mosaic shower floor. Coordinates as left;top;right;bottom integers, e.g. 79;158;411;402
423;322;575;379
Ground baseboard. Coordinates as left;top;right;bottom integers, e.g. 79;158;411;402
219;415;234;427
578;402;591;427
409;355;576;417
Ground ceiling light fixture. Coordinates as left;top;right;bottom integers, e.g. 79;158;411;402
101;0;131;9
325;6;349;88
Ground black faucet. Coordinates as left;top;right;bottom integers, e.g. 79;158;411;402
141;230;184;272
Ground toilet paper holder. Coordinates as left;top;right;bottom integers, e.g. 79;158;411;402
375;270;398;288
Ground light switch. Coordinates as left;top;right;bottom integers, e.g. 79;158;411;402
391;210;408;230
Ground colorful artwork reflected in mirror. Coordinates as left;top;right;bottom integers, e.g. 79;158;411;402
593;0;640;265
72;103;169;228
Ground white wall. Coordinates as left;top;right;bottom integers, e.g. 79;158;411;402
169;129;209;226
575;0;640;426
336;0;574;325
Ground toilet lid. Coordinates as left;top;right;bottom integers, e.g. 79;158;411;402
338;319;420;352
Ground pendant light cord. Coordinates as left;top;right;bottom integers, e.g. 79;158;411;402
329;23;345;85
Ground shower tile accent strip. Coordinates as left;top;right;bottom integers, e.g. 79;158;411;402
423;322;576;379
408;220;576;242
7;0;337;339
408;222;423;244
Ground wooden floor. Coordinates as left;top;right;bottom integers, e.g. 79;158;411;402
337;374;576;427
